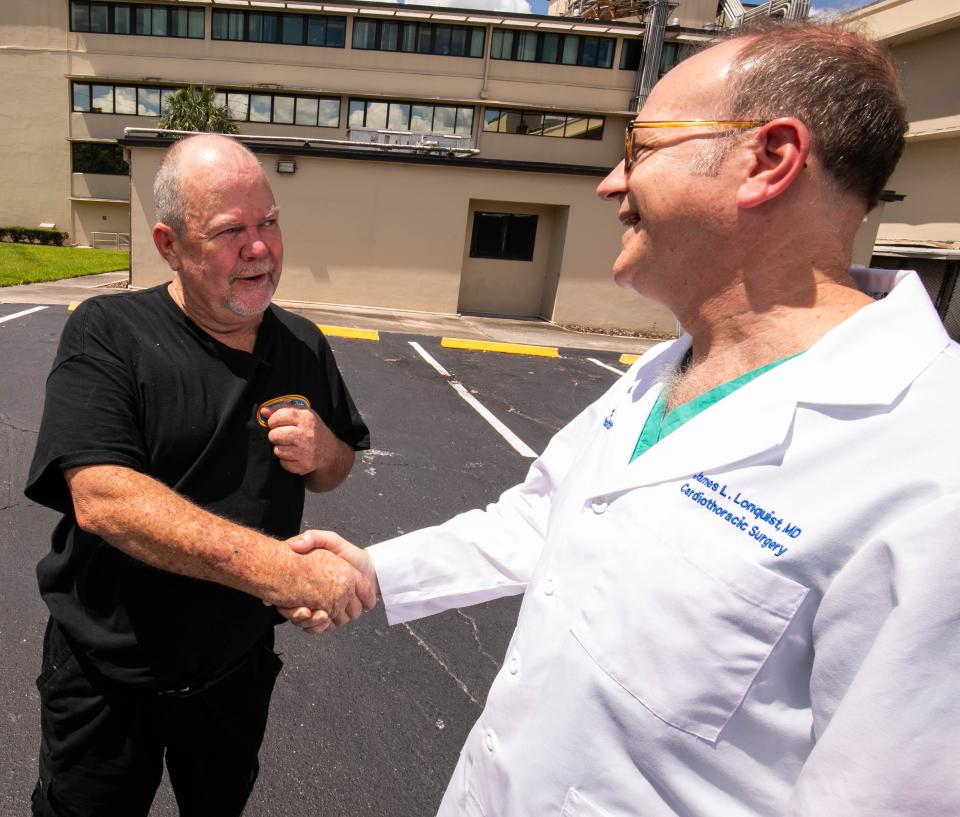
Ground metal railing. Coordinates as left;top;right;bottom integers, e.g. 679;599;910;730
347;128;475;152
123;128;479;158
91;232;130;250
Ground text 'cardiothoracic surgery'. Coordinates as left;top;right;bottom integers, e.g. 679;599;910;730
679;472;803;558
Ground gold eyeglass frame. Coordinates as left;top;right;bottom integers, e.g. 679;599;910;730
624;120;768;172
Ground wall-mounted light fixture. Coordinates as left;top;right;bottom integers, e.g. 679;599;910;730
276;159;297;175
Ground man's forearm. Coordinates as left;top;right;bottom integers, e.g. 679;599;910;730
305;440;355;493
65;464;353;609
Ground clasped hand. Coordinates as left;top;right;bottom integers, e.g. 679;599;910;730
261;405;339;477
277;530;379;634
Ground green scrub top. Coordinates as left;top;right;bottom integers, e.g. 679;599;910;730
630;353;800;463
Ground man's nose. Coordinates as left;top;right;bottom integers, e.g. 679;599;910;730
241;228;270;259
596;160;628;201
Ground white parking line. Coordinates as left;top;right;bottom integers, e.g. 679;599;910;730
588;357;626;376
409;341;538;459
0;306;47;324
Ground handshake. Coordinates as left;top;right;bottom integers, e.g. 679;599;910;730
265;530;379;635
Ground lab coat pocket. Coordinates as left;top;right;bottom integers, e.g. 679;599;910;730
560;787;614;817
570;536;808;744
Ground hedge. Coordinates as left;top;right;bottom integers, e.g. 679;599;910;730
0;226;69;246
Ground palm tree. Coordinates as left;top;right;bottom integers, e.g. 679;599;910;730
158;85;239;134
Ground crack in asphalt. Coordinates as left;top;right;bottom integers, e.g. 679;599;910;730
0;417;37;435
456;610;501;671
402;622;482;709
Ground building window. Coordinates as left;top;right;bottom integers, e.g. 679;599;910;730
213;91;340;127
69;1;204;38
483;108;603;140
72;81;341;128
619;41;685;76
211;9;345;47
349;99;474;135
658;42;682;76
352;19;484;58
71;142;130;175
491;29;614;68
72;81;177;116
470;213;538;262
619;39;642;70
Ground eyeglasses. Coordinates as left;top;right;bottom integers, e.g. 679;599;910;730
624;120;768;173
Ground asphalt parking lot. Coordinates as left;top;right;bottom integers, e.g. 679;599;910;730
0;300;635;816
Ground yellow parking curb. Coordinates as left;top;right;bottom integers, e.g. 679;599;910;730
68;302;80;312
619;354;640;365
317;324;380;341
441;337;559;358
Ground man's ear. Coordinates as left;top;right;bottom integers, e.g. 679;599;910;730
736;117;810;209
152;223;184;272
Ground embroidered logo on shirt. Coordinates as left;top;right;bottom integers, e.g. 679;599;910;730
603;408;616;429
257;394;311;427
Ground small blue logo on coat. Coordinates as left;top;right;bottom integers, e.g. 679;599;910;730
603;409;616;429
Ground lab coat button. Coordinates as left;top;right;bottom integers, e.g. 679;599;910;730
508;653;519;675
591;497;609;514
543;578;555;596
485;729;496;752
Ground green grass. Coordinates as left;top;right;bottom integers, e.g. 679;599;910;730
0;243;129;287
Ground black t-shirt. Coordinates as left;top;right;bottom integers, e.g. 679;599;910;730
25;285;369;689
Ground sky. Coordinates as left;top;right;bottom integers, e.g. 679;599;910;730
362;0;875;18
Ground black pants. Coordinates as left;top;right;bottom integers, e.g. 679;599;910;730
31;619;282;817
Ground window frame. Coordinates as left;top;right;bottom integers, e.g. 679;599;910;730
210;8;346;48
482;107;605;140
216;89;341;128
71;141;130;175
69;1;205;39
490;28;614;69
351;18;485;58
470;212;539;262
348;98;475;136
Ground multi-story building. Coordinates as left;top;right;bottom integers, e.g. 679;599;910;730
14;0;922;335
848;0;960;340
1;0;732;331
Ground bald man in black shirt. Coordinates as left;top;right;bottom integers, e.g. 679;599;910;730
26;134;373;817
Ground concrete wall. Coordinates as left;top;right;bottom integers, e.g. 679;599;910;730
72;200;130;247
2;0;682;330
459;200;561;318
129;144;674;331
877;138;960;245
0;49;72;235
850;1;960;248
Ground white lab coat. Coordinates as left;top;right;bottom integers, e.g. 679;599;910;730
369;269;960;817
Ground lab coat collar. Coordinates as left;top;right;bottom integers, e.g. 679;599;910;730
592;269;950;498
795;268;951;406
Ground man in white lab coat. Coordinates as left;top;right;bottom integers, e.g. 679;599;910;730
284;22;960;817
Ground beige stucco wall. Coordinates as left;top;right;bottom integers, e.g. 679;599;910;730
0;48;72;235
893;25;960;127
877;138;960;245
851;1;960;249
847;0;960;45
129;144;675;332
65;22;636;117
71;173;129;201
72;200;131;247
458;200;560;317
477;121;624;166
